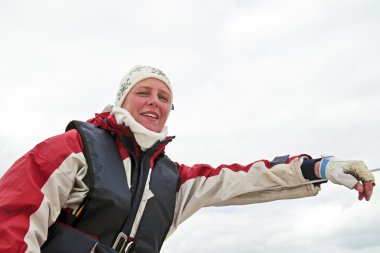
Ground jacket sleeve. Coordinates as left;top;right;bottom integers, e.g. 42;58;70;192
168;155;321;236
0;130;88;253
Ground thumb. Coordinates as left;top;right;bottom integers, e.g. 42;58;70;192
329;167;358;189
353;182;364;193
353;182;368;201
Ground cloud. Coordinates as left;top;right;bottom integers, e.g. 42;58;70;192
1;0;379;252
162;186;380;253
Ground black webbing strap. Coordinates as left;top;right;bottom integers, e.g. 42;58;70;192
111;136;155;253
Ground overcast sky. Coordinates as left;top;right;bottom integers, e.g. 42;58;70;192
1;0;379;252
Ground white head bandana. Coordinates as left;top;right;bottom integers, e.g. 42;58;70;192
115;65;173;108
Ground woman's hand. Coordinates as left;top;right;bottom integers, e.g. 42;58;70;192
314;159;375;201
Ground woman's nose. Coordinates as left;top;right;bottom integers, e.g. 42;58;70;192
146;95;159;107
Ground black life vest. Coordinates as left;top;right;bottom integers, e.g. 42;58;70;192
42;121;179;253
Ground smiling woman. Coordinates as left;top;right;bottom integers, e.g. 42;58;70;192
0;65;375;253
121;78;172;133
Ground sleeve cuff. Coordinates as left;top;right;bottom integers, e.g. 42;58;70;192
301;158;322;181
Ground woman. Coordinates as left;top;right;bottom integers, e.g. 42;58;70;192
0;65;375;253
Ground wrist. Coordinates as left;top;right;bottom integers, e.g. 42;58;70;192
314;161;321;178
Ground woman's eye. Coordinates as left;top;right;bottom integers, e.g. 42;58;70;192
137;92;148;96
159;96;169;102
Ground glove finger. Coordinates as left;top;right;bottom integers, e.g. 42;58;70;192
353;181;373;201
363;181;374;201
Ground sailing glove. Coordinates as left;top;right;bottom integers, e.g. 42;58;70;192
319;158;375;189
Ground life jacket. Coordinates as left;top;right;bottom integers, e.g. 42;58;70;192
41;120;179;253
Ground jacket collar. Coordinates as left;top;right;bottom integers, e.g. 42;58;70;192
87;109;174;152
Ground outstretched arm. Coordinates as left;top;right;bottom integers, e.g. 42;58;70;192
168;154;320;237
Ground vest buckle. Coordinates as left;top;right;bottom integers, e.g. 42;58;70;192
112;232;135;253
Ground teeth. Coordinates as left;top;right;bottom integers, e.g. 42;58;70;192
143;113;158;119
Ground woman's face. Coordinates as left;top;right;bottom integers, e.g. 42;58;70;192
121;78;172;133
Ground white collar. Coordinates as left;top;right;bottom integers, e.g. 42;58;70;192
110;106;168;151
